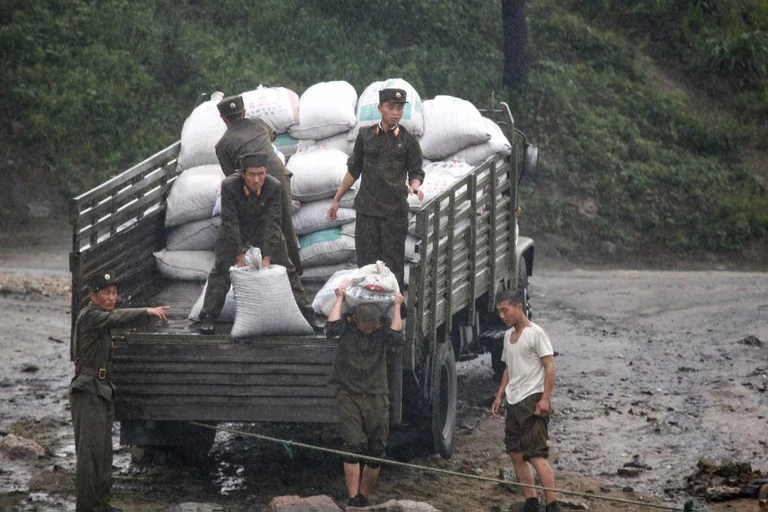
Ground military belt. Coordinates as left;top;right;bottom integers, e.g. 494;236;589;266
76;364;109;380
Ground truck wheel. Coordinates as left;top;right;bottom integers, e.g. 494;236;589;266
431;342;457;458
171;422;217;465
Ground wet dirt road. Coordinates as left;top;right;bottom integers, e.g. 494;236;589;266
0;223;766;511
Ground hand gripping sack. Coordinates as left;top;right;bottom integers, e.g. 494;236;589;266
229;265;313;338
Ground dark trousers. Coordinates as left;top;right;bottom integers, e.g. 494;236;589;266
200;236;310;321
355;211;408;289
70;389;114;512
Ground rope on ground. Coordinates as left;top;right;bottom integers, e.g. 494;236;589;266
189;422;698;511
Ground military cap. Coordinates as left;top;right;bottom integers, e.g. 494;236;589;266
239;152;269;170
379;88;408;104
217;95;245;117
86;270;118;292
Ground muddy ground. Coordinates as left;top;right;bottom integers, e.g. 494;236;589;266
0;219;766;512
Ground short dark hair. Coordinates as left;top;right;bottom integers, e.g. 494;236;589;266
496;289;524;307
355;303;382;324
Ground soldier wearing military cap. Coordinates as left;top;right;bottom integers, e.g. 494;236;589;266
328;87;425;289
70;270;168;512
197;152;317;334
215;94;303;275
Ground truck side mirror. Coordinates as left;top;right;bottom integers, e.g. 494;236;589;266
521;142;538;183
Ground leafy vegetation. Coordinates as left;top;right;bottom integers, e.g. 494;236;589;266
0;0;766;255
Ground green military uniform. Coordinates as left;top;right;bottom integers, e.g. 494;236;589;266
199;169;311;323
69;273;150;512
215;95;302;274
347;94;425;288
327;315;403;461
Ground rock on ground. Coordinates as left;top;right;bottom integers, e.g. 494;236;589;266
0;433;50;459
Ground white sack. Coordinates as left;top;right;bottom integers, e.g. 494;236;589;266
407;159;474;208
343;261;399;317
312;267;360;316
154;249;214;281
241;86;300;134
292;199;356;236
301;261;358;283
449;117;512;165
349;78;425;141
299;228;356;268
166;217;221;251
188;280;236;322
289;81;358;140
274;133;301;157
166;165;224;227
230;265;313;337
286;148;349;201
297;131;354;155
177;99;227;172
405;234;420;262
418;96;491;160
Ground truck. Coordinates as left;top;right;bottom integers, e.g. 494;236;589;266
68;98;537;463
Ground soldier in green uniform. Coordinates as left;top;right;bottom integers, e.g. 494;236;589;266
215;95;302;275
69;270;168;512
327;88;425;289
326;283;404;507
198;152;316;334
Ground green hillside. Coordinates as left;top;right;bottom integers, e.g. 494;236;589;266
1;0;766;257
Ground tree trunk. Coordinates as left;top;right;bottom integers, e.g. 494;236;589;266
502;0;529;91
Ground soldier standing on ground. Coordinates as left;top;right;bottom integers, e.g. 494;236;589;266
491;290;562;512
326;284;404;507
327;88;425;289
215;95;302;275
197;153;316;334
70;270;168;512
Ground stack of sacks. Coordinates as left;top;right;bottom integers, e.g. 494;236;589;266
287;147;357;282
155;164;224;281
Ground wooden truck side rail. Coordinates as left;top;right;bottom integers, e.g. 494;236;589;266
69;141;181;337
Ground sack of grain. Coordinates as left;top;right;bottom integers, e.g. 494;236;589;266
312;267;359;316
286;148;349;201
274;133;301;157
297;131;354;155
241;86;300;134
449;117;512;165
343;261;399;317
349;78;424;141
292;198;356;236
188;280;236;322
167;217;221;251
289;81;358;140
407;159;474;208
177;99;227;172
299;228;356;268
153;249;215;281
230;264;313;337
418;96;491;160
166;165;224;227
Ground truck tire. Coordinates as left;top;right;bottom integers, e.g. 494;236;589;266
431;341;457;458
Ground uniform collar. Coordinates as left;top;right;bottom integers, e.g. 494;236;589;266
377;123;400;137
